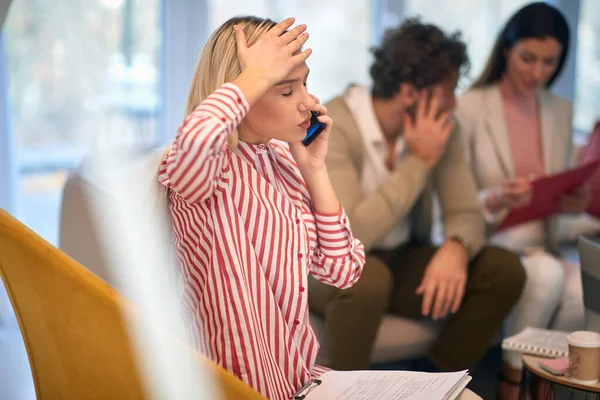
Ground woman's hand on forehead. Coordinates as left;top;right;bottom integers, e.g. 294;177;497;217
233;18;312;87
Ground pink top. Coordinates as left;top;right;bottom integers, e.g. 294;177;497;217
499;77;545;178
158;83;365;399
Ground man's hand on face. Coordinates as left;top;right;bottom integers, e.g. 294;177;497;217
404;88;455;167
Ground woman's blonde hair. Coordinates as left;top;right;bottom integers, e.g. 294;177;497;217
186;16;277;116
160;18;276;188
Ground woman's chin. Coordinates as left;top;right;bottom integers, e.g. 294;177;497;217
273;131;307;144
296;129;308;142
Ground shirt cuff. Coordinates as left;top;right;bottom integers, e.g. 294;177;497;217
314;207;354;257
479;188;509;224
313;204;343;219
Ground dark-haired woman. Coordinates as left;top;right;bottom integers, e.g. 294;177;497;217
456;3;588;398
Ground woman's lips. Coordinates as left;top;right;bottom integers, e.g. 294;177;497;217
299;119;311;130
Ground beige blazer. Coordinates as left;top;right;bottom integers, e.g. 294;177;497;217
324;88;485;257
455;84;573;254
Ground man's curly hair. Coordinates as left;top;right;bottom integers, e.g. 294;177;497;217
370;18;470;99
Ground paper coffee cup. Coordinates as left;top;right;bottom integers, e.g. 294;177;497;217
568;331;600;384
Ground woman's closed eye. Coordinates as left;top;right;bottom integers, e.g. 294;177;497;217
520;53;535;64
282;82;308;98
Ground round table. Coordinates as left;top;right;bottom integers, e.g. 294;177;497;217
521;355;600;399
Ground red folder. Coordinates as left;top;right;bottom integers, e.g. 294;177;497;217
578;121;600;218
495;160;600;232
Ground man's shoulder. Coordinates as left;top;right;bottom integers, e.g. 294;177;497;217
324;93;346;110
324;88;353;120
323;87;367;168
324;87;364;143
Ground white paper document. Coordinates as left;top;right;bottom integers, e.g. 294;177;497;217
299;369;471;400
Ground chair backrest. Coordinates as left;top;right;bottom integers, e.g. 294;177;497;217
59;147;172;287
578;236;600;333
0;208;265;399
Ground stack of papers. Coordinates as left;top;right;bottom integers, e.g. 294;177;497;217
298;369;471;400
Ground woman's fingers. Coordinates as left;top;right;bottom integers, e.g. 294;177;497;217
268;17;296;38
281;23;307;44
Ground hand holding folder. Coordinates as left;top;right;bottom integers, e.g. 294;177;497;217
495;160;600;232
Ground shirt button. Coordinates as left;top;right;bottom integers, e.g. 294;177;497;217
294;319;300;326
295;218;301;224
237;97;242;104
299;286;305;293
220;117;226;123
343;218;347;224
298;253;303;259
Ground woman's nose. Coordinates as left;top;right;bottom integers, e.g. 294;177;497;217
298;92;316;112
532;63;546;83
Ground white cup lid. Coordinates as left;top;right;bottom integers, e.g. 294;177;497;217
568;331;600;348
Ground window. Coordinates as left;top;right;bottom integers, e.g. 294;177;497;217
4;0;163;245
574;0;600;133
400;0;533;89
2;0;372;245
208;0;374;103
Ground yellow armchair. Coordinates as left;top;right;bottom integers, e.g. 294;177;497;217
0;208;265;400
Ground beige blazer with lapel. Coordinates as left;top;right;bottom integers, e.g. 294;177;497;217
324;87;485;257
455;84;573;254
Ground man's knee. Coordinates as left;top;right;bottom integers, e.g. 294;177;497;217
471;246;526;302
341;255;393;308
309;255;393;313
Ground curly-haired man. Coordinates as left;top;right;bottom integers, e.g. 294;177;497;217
308;19;526;372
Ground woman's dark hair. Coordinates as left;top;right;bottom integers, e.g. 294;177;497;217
471;2;570;89
370;18;469;99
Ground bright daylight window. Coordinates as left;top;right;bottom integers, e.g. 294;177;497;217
4;0;162;244
574;0;600;135
401;0;533;90
209;0;373;103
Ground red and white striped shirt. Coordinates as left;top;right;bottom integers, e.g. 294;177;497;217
158;83;365;399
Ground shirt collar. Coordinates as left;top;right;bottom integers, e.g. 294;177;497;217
235;140;275;165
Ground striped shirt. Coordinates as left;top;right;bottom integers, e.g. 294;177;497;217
158;83;365;399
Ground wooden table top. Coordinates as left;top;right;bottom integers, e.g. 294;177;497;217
457;389;481;400
523;355;600;393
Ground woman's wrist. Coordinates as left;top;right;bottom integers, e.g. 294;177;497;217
302;167;340;214
485;188;505;211
232;69;272;106
302;166;328;195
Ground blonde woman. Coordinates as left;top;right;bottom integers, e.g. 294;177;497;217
158;16;365;399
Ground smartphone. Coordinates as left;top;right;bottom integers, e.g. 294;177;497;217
302;111;326;146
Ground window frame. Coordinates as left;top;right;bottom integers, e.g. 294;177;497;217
0;32;20;216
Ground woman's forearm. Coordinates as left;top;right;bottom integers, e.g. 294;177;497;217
302;167;341;214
